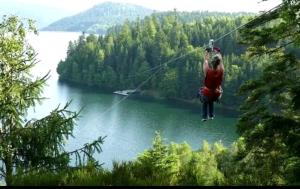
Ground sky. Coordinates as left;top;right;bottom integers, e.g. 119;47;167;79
12;0;282;13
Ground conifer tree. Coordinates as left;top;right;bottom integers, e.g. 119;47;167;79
0;15;104;185
237;0;300;184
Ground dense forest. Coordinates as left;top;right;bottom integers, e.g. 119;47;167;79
1;0;299;186
57;11;260;109
43;2;154;34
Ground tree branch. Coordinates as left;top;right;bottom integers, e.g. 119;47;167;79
64;136;106;156
267;40;295;54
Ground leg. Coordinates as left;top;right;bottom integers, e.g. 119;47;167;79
208;100;214;118
202;96;208;120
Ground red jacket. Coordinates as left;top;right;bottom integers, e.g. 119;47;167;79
201;68;223;99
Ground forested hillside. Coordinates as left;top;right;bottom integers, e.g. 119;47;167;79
1;0;299;186
43;2;153;34
57;11;260;109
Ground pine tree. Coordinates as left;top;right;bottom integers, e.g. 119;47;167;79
237;0;300;184
0;16;104;185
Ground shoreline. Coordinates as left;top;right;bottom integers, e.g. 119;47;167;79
136;90;240;118
58;79;240;118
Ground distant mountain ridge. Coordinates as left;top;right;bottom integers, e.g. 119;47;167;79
0;0;73;29
42;2;154;34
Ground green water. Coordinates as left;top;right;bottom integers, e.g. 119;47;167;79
27;32;239;169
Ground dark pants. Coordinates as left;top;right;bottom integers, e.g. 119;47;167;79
202;95;214;119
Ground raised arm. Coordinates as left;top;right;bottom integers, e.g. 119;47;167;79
203;51;209;76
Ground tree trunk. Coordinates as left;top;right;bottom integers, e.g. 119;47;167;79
4;155;13;186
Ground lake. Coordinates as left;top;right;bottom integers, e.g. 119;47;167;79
27;31;239;169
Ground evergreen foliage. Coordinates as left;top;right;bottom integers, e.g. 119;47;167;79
57;12;260;109
0;15;104;185
2;0;300;186
11;133;228;186
10;131;300;186
236;0;300;185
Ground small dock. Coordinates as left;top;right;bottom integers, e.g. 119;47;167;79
113;89;138;96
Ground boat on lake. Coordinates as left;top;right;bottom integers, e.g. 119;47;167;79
113;89;139;96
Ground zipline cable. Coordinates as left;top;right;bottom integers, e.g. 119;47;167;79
214;2;283;43
99;2;284;116
126;2;284;79
67;2;285;154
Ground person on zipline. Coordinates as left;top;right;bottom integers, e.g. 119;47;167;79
200;47;224;122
